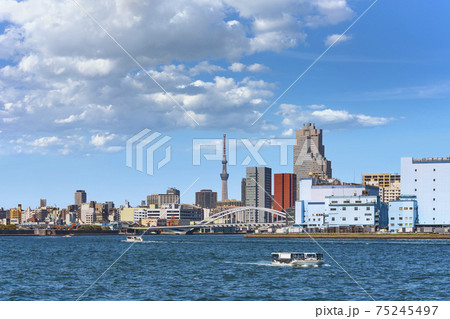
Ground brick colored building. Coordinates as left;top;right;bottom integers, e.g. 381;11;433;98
274;173;297;212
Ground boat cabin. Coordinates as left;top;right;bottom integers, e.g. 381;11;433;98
271;252;324;263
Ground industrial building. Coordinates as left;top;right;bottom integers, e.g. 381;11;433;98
401;157;450;226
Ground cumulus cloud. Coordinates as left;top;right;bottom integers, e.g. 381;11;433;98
324;34;352;46
0;0;355;154
278;104;394;129
228;62;270;73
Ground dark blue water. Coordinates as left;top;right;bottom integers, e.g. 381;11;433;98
0;235;448;301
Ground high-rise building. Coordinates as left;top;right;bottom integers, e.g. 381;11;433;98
241;178;246;203
293;123;332;180
74;190;87;208
274;173;297;212
363;174;401;203
401;157;450;225
166;187;180;196
147;188;180;208
220;134;229;201
40;199;47;208
195;189;218;209
245;167;272;222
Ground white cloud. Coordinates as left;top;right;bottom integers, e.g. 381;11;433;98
324;34;352;46
229;62;246;72
0;0;356;154
247;63;270;72
229;62;270;72
281;128;294;136
90;133;116;147
278;104;394;129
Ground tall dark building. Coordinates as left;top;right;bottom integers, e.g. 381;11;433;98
220;134;229;201
245;167;272;222
274;173;297;212
241;178;246;203
293;123;332;180
40;199;47;208
74;190;87;208
195;190;218;209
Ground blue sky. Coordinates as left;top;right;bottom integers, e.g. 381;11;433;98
1;0;450;209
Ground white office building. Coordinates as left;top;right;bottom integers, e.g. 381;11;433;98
134;204;204;223
401;157;450;225
295;179;386;229
325;195;386;228
80;203;96;224
388;196;418;232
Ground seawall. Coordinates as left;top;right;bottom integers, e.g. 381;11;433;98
244;233;450;239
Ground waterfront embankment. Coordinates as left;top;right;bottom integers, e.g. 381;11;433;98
0;229;120;236
244;233;450;239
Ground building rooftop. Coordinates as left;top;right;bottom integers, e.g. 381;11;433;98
413;157;450;163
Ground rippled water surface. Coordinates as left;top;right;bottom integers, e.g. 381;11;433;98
0;235;449;301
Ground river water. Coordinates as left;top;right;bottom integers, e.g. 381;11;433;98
0;235;448;301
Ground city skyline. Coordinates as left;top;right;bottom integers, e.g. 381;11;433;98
1;1;450;208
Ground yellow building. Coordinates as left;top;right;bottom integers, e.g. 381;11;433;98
120;207;135;222
140;218;158;227
362;174;401;203
9;204;22;224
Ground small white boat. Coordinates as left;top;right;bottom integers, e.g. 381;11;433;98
272;252;324;266
126;236;143;242
63;235;72;238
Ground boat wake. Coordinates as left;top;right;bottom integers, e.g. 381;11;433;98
120;240;166;243
224;261;326;268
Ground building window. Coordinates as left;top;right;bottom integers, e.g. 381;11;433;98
330;208;336;211
433;169;436;172
433;198;436;201
342;217;346;221
433;188;436;191
366;207;370;211
354;207;358;211
390;217;395;220
415;189;417;192
433;179;436;182
399;207;403;210
415;179;417;182
354;217;358;221
342;207;346;211
415;169;417;172
366;218;371;221
399;217;403;220
390;223;395;227
331;217;335;221
433;208;436;211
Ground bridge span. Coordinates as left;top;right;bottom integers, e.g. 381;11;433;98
129;206;288;232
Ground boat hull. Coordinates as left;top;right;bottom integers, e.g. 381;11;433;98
272;260;324;266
